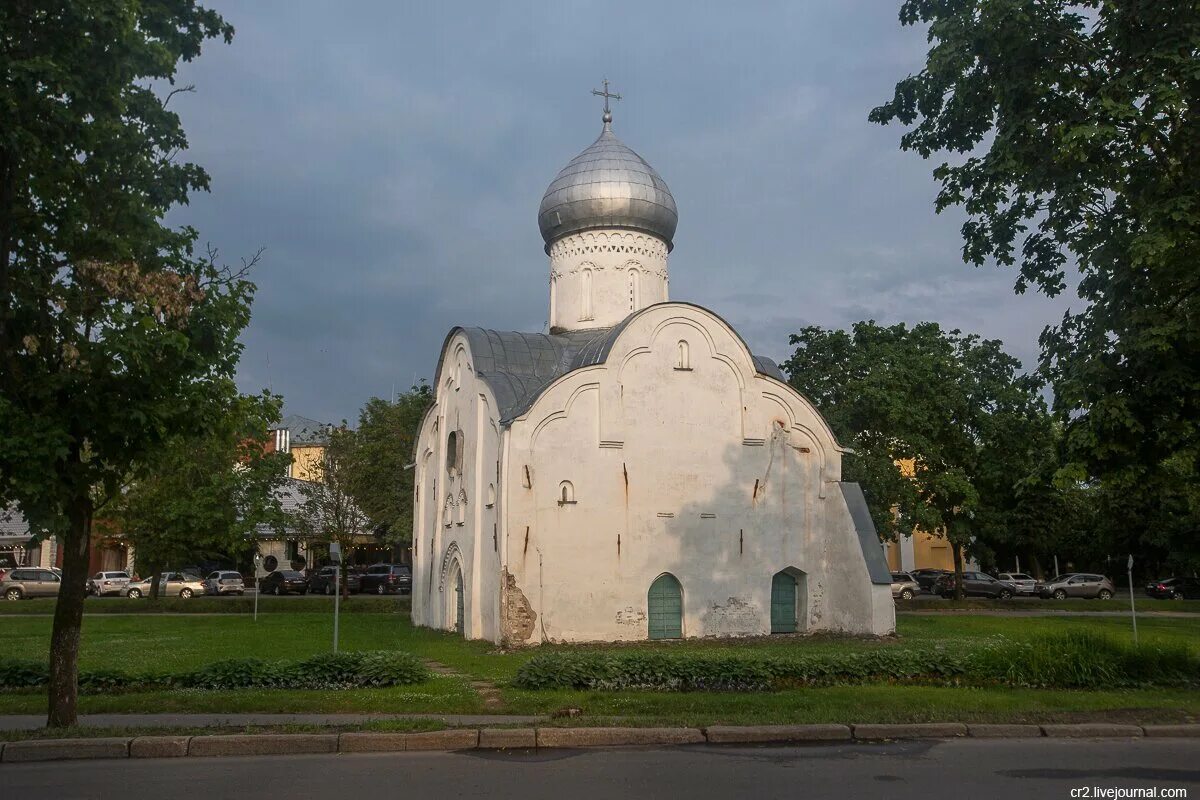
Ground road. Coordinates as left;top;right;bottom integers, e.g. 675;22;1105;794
4;739;1198;799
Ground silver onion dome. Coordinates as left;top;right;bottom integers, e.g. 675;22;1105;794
538;120;678;252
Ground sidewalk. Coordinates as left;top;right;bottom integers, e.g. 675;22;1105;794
0;712;546;732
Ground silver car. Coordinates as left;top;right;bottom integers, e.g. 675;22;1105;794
1036;573;1116;600
997;572;1037;595
125;572;206;599
203;570;245;596
0;568;62;600
890;571;920;600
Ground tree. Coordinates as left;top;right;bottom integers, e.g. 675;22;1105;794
293;427;371;596
343;385;433;547
109;390;291;597
785;321;1053;598
869;2;1200;552
0;3;237;726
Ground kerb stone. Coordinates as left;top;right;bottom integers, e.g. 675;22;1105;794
188;734;337;757
853;723;967;740
1041;724;1143;738
479;728;536;749
3;737;130;762
130;736;191;758
705;725;850;743
537;727;704;748
403;730;480;751
967;724;1043;738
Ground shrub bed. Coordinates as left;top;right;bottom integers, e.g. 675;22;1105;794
512;632;1198;691
0;650;430;693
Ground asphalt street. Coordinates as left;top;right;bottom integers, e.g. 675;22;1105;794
4;738;1198;800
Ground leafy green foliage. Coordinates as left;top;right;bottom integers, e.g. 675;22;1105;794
784;321;1061;584
109;391;291;593
0;651;430;693
514;633;1198;692
870;1;1200;569
0;2;243;725
342;386;433;545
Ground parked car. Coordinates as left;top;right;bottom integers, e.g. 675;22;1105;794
910;568;951;593
1144;577;1200;600
258;570;309;595
0;567;62;600
1035;573;1115;600
932;571;1017;599
359;564;412;595
307;566;362;595
996;572;1037;595
125;572;206;598
890;571;920;600
87;570;131;597
203;571;246;596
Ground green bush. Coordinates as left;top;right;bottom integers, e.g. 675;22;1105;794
513;633;1198;692
0;651;430;693
0;659;49;689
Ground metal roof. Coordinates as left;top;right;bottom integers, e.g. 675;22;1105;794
839;482;893;585
538;121;678;252
0;503;31;543
438;303;789;426
270;414;330;446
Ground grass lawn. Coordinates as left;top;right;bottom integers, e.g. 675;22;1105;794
0;609;1196;725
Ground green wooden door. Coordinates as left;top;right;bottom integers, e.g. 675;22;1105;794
648;574;682;640
454;570;464;636
771;572;797;633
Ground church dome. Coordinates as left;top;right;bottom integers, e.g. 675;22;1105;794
538;120;678;252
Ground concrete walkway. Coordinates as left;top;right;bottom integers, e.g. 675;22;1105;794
0;713;546;732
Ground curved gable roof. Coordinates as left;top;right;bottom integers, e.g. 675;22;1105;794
434;303;787;426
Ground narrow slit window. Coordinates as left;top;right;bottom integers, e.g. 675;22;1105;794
580;269;593;320
676;340;690;370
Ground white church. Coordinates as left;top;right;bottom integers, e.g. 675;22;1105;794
411;90;895;644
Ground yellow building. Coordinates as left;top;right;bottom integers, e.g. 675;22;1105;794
881;459;976;574
269;415;330;482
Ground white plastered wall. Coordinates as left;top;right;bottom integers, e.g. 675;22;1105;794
501;304;895;643
411;332;504;641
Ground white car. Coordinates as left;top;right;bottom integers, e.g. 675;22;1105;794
997;572;1037;595
203;570;245;595
87;570;131;597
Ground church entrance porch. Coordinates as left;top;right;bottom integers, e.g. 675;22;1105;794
648;573;683;640
770;569;808;634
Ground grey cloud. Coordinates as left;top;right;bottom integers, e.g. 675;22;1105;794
162;1;1075;421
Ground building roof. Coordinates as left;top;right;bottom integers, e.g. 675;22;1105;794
839;482;893;586
270;414;331;446
253;477;315;539
538;119;678;252
0;503;33;545
440;303;788;426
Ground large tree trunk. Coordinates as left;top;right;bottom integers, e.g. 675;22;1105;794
47;495;92;728
951;541;965;601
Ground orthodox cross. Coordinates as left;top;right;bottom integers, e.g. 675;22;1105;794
591;78;621;122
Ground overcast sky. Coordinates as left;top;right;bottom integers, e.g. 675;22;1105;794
169;1;1074;424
